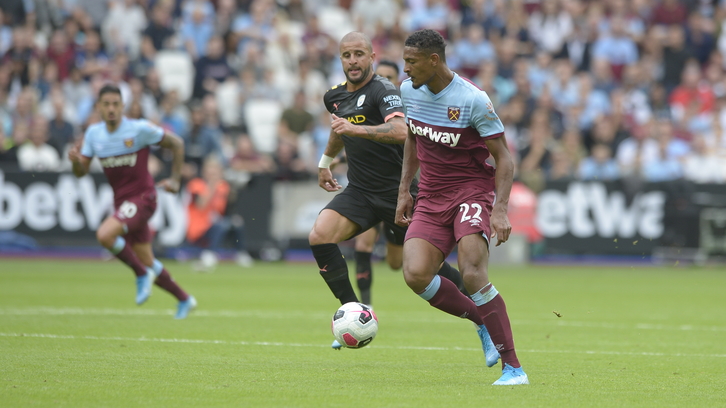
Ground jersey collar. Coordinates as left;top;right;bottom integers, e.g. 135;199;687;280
424;72;458;100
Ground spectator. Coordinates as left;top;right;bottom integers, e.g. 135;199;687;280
46;30;75;81
528;0;573;54
75;30;110;78
592;17;639;80
181;103;225;178
454;24;495;78
273;138;309;181
642;138;683;182
143;4;175;51
579;143;620;181
102;0;147;60
651;0;687;26
180;1;215;60
669;60;715;127
193;36;233;100
661;24;691;92
683;135;726;183
278;91;314;146
46;92;75;155
230;133;275;174
186;156;253;271
17;116;60;172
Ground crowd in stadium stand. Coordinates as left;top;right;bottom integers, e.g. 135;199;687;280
1;0;726;191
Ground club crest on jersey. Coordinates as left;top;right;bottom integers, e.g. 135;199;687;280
448;107;461;122
124;138;134;148
357;94;366;107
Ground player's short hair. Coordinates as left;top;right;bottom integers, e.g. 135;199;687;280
404;29;446;63
377;60;400;76
98;84;122;99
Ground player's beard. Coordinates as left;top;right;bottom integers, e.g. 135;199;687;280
346;64;372;85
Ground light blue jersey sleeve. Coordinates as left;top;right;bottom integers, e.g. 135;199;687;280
470;91;505;138
80;127;96;158
135;119;165;146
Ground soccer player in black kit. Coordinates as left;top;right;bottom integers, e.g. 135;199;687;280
308;32;494;354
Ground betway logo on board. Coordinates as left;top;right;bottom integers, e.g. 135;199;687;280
536;182;666;239
408;121;461;147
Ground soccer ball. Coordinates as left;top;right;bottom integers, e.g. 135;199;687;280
331;302;378;348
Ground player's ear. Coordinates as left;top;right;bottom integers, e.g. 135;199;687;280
430;53;440;67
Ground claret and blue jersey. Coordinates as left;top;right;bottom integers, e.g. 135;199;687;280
400;73;505;195
81;117;165;205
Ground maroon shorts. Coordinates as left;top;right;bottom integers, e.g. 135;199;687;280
112;192;157;244
405;188;494;257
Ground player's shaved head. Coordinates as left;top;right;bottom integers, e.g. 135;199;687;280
340;31;372;53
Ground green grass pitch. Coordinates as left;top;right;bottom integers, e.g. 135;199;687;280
1;258;724;407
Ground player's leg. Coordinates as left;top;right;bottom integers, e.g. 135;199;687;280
458;234;527;385
402;237;483;325
354;226;378;305
132;241;196;319
385;242;402;270
96;216;157;305
309;209;361;305
97;216;150;277
382;219;467;295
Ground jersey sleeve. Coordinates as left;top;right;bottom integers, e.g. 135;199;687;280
374;80;405;123
136;119;165;146
470;91;505;138
80;128;95;158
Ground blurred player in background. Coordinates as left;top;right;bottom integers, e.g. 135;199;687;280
352;59;404;305
396;29;527;385
309;32;477;350
68;85;196;319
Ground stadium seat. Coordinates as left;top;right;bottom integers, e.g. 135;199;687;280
216;80;241;128
244;99;283;154
154;51;195;102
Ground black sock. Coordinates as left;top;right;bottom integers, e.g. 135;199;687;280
437;262;470;296
311;243;358;304
354;251;372;305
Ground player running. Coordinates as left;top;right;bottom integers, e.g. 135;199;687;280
396;29;528;385
309;32;487;352
68;85;196;319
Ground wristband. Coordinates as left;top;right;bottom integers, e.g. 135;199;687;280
318;154;334;168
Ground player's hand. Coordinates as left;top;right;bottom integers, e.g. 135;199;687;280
67;139;83;162
318;167;341;192
331;114;357;137
157;178;180;193
395;192;414;227
489;205;511;246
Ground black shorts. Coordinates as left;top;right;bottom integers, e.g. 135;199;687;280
324;186;408;245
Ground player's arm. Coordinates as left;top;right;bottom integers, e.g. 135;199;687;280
156;130;185;193
68;138;91;177
485;135;514;246
317;129;345;192
395;128;419;227
330;114;407;144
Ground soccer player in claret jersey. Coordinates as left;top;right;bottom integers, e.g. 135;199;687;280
396;29;528;385
310;32;478;350
68;85;197;319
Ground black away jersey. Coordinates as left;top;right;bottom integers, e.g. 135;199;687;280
323;75;408;195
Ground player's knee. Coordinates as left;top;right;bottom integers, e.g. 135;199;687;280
95;229;115;248
308;229;331;246
387;257;402;271
402;265;431;293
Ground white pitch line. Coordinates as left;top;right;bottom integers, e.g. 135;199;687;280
2;307;726;333
1;332;725;359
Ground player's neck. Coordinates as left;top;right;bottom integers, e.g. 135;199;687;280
346;71;374;92
426;68;455;95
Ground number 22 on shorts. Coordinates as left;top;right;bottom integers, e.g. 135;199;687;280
459;202;483;226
